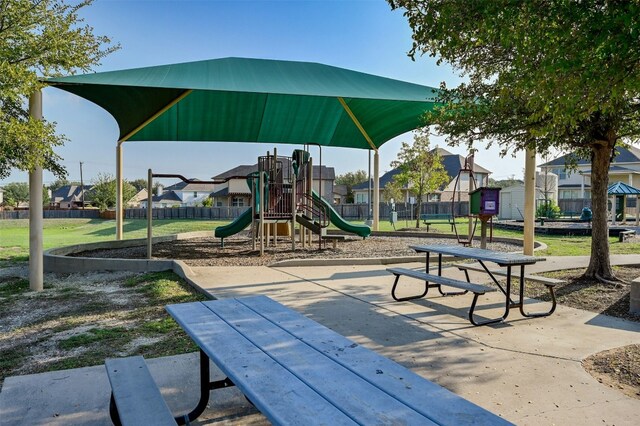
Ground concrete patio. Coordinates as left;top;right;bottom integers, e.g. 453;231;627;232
1;255;639;425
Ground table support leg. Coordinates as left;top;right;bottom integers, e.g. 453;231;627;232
390;273;430;301
431;252;466;296
469;266;513;326
468;293;505;326
518;265;557;318
176;349;237;424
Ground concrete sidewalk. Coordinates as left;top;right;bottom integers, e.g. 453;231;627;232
2;255;639;425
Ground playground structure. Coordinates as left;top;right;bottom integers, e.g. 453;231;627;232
215;148;371;255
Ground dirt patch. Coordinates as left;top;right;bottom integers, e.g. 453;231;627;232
583;344;640;399
535;266;640;323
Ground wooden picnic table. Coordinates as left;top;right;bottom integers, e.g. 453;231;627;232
409;245;556;325
165;296;512;425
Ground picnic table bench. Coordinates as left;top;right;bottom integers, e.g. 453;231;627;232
321;234;346;248
420;213;454;232
386;245;555;326
453;262;564;289
105;356;180;426
387;267;497;325
104;296;513;425
619;229;636;242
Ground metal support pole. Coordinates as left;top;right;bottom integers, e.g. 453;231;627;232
259;170;264;256
523;148;536;255
116;141;124;240
29;90;43;292
80;161;85;210
147;169;153;259
367;150;371;221
251;175;256;251
373;150;380;231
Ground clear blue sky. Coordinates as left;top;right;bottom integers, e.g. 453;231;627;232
3;0;530;186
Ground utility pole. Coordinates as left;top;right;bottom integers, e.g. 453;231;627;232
79;161;85;210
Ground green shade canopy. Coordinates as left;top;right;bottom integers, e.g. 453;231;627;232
46;57;439;150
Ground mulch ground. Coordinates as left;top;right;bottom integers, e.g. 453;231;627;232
72;232;521;267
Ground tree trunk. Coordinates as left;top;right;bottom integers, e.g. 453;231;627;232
415;200;422;228
584;141;615;280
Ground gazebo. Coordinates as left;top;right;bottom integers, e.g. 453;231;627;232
608;181;640;225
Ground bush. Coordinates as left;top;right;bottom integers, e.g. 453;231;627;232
536;201;561;218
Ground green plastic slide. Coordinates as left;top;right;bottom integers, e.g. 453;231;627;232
215;172;263;241
311;190;371;238
214;208;252;239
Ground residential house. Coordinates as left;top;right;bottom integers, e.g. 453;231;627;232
352;148;492;204
211;163;336;207
163;180;217;206
128;189;148;208
141;190;182;208
333;184;348;205
141;180;217;208
539;146;640;200
50;185;92;209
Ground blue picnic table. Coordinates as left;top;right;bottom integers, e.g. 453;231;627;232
164;295;513;425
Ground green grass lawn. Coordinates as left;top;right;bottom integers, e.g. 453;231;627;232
1;217;638;262
0;218;230;262
375;218;640;256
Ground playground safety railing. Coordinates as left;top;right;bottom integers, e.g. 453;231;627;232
299;193;329;228
264;182;294;220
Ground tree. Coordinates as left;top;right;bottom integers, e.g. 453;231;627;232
90;173;136;212
0;0;118;180
3;182;30;208
488;176;523;189
48;178;72;192
129;178;148;192
42;185;51;207
389;0;640;281
335;170;368;203
389;132;449;228
201;196;213;207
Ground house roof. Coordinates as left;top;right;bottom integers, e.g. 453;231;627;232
51;185;92;202
163;180;218;192
558;183;591;188
540;145;640;167
579;165;640;175
142;191;182;203
352;168;402;190
213;164;335;180
213;165;257;180
333;184;348;196
608;181;640;195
